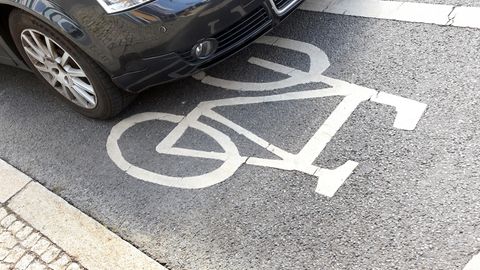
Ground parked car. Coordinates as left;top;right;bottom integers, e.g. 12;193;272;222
0;0;303;118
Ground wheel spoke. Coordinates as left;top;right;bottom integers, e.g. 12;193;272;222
70;90;89;108
22;35;45;60
69;85;94;107
45;36;57;59
72;77;95;94
59;51;70;66
60;84;70;97
24;46;44;62
50;76;58;86
28;30;49;56
33;63;49;73
64;65;86;78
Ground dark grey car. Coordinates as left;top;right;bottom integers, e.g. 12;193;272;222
0;0;303;118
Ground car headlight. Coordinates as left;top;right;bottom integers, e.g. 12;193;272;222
96;0;153;14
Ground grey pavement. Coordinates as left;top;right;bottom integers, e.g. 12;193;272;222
1;6;480;270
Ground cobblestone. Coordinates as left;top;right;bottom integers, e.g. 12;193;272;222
0;209;7;221
14;253;34;270
0;262;11;270
48;254;69;270
25;260;46;270
22;234;41;249
0;232;17;249
40;246;60;264
0;248;8;261
0;215;15;228
65;263;80;270
16;227;33;241
0;207;85;270
7;221;24;235
3;246;25;263
31;239;50;256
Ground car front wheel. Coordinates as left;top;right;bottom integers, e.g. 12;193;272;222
9;10;135;119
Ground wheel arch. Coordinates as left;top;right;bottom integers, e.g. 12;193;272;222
0;1;88;41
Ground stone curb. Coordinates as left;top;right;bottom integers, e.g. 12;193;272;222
0;159;167;270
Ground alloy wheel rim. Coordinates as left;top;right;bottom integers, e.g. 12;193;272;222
20;29;97;109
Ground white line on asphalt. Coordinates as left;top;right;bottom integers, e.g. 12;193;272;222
464;252;480;270
0;158;167;270
300;0;480;29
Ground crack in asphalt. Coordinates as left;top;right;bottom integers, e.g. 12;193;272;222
446;6;458;25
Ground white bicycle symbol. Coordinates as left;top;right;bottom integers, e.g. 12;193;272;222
107;37;427;197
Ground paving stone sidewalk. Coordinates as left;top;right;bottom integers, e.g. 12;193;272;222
0;206;85;270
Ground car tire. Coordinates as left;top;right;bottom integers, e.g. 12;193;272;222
9;9;136;119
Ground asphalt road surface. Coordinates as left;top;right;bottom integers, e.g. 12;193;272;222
1;2;480;270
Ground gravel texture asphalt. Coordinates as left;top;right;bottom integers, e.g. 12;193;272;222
1;6;480;270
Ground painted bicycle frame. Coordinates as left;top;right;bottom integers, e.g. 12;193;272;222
107;37;427;197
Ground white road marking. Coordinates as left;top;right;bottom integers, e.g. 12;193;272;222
371;92;428;131
300;0;480;29
464;252;480;270
315;161;358;197
108;37;427;197
107;112;247;189
195;36;330;92
0;158;166;270
451;7;480;28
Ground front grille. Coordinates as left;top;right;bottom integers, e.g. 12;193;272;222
273;0;295;10
178;6;272;64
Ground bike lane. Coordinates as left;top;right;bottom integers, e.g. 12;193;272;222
1;7;480;270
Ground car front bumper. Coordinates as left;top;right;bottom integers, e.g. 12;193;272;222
109;0;304;92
